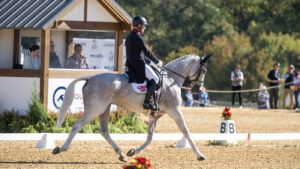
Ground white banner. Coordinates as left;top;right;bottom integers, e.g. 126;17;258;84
48;78;86;113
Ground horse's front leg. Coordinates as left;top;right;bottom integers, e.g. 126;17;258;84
127;112;163;157
168;107;206;161
99;106;127;162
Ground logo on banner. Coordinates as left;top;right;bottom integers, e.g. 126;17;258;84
53;86;66;109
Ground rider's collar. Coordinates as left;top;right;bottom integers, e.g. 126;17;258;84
131;27;140;33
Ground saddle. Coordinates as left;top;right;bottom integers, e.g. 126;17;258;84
130;81;147;93
125;65;163;94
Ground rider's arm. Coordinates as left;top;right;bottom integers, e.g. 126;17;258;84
136;34;159;64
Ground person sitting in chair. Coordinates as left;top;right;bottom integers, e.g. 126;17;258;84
66;44;89;69
125;15;163;111
257;84;270;109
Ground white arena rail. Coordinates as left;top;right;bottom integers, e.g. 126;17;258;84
0;133;300;141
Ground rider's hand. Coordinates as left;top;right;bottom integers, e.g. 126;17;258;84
157;60;163;68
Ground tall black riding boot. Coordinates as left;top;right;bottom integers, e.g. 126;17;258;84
143;80;159;111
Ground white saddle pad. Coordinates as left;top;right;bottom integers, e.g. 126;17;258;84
131;81;147;93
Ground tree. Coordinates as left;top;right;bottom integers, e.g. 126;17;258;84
204;33;254;100
164;45;200;63
116;0;235;57
115;0;300;101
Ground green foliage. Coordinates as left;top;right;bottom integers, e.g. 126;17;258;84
27;89;48;124
0;110;28;132
8;115;28;132
1;82;147;134
117;0;233;56
0;94;147;133
165;45;200;63
80;119;99;133
207;140;240;146
51;126;70;133
115;0;300;102
255;33;300;67
0;119;6;131
204;33;254;99
109;112;147;133
0;109;147;133
21;125;37;133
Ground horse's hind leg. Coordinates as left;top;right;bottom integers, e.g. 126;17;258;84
127;113;163;157
53;109;98;154
168;107;206;161
98;105;126;162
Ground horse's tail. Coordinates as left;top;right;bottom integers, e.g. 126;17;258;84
56;76;89;128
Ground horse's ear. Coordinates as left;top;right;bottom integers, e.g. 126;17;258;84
200;53;212;64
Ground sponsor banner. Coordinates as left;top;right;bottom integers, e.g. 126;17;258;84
48;78;86;113
73;38;126;71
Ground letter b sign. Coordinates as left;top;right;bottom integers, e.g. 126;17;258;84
219;120;236;134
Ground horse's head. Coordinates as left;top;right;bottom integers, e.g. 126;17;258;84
187;53;211;87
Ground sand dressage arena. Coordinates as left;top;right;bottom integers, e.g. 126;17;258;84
0;107;300;169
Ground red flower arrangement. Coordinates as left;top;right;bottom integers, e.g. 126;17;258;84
122;157;152;169
222;107;232;120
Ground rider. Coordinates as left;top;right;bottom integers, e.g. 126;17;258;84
125;15;162;111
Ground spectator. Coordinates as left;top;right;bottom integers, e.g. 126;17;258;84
267;62;282;109
282;65;295;109
23;44;40;70
293;70;300;112
66;44;89;69
257;84;270;109
49;41;61;68
181;79;193;107
198;87;210;107
231;65;244;107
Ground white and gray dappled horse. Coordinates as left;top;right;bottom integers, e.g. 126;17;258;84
53;54;211;161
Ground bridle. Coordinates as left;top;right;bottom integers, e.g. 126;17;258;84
156;54;211;103
188;63;207;82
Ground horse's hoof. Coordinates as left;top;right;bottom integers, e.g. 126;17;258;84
197;155;207;161
119;155;127;162
126;149;135;157
52;147;61;155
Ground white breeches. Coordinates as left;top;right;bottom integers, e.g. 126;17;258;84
145;64;159;84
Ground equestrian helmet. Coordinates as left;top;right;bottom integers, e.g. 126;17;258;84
132;16;148;26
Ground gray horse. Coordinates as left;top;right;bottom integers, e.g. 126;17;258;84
53;54;210;161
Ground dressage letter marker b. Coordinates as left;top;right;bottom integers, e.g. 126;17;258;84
220;122;226;133
218;120;237;145
219;120;236;134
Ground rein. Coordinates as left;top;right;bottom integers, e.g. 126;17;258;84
162;53;212;82
162;64;203;82
161;66;186;79
156;63;203;103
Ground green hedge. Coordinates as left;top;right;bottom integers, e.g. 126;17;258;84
0;90;147;133
0;108;148;134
